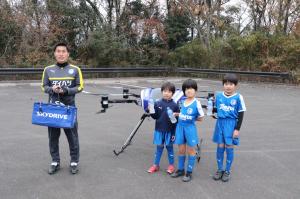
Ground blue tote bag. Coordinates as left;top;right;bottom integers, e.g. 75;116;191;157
32;102;77;128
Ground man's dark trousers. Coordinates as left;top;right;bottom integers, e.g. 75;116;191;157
48;122;79;163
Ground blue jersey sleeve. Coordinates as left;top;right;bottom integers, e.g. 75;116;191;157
237;94;246;112
196;100;205;117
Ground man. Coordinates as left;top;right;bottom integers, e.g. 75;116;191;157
41;42;84;175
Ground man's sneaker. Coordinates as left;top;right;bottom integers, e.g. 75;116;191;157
221;171;231;182
70;162;79;174
171;170;185;178
182;172;192;182
147;165;159;173
48;162;60;175
213;170;224;180
166;165;175;174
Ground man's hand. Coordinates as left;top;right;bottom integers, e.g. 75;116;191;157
52;85;67;94
60;87;68;94
52;85;61;94
233;130;239;138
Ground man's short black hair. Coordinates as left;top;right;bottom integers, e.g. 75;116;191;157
182;79;197;95
223;73;238;85
54;42;69;52
161;82;176;94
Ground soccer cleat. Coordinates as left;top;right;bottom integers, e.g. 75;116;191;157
70;162;79;174
221;171;231;182
182;172;192;182
48;162;60;175
171;169;185;178
166;165;175;174
147;165;159;173
213;170;224;181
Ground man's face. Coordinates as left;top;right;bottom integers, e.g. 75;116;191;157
223;82;236;95
54;46;69;63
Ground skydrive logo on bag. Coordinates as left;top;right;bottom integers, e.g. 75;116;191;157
32;102;77;128
36;111;68;120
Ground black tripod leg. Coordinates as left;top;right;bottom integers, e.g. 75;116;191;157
113;114;149;156
196;138;203;163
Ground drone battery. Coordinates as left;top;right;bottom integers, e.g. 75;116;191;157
101;96;109;109
140;88;162;112
123;88;129;99
172;90;184;103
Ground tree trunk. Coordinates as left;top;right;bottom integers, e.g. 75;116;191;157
283;0;292;34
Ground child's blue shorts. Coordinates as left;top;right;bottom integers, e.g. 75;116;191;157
213;118;238;146
174;123;198;147
153;130;173;146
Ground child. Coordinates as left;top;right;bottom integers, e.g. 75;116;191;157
147;82;179;174
171;79;204;182
212;73;246;182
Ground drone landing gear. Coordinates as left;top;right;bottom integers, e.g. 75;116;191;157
113;113;150;156
196;138;203;163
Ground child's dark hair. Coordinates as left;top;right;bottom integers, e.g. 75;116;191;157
182;79;197;95
222;73;238;85
161;82;176;94
54;42;69;52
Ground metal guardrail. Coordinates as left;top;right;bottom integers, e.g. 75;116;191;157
176;68;291;78
0;67;169;75
0;67;291;80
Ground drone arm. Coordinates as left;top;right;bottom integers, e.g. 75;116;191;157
130;93;141;98
108;99;138;104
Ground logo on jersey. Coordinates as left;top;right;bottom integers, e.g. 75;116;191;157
179;113;192;121
50;69;55;73
187;108;193;114
68;69;74;74
220;104;234;112
230;99;237;106
52;80;72;87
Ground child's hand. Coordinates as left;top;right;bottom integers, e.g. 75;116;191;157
173;112;179;117
233;130;239;138
171;136;176;142
196;117;203;121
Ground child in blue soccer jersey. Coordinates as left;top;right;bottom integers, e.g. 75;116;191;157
147;82;179;174
171;79;204;182
212;73;246;182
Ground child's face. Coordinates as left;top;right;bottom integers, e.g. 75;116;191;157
162;89;173;100
223;82;237;95
185;88;196;98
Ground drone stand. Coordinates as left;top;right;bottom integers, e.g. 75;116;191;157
196;138;203;163
113;113;150;156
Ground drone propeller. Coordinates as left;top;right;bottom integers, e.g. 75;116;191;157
105;86;125;89
82;90;124;96
114;83;148;89
198;90;215;93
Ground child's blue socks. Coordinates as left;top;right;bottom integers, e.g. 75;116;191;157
225;147;234;172
187;155;196;173
166;145;174;165
216;147;225;171
154;145;164;165
178;155;186;170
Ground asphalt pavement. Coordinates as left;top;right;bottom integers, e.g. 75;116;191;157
0;77;299;199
